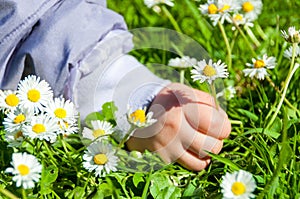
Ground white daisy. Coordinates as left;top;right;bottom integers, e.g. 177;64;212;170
44;97;78;127
127;106;157;128
23;113;59;143
58;121;79;136
230;13;254;30
0;90;20;112
191;59;229;84
220;170;256;199
5;152;42;189
200;0;240;26
4;129;25;147
240;0;263;21
216;85;236;100
168;56;198;69
17;75;53;113
243;54;276;80
199;0;217;15
82;120;114;141
82;142;119;177
283;45;300;60
144;0;174;8
3;107;33;133
281;26;300;43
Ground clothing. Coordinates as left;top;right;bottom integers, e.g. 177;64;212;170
0;0;169;131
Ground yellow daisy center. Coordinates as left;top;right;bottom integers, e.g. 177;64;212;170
14;114;26;124
17;164;30;176
219;4;230;13
93;154;108;165
93;129;105;138
242;2;254;12
5;94;19;107
32;124;46;134
27;89;41;102
234;14;243;21
254;60;265;68
14;131;23;139
54;108;67;119
231;182;246;195
203;65;217;77
130;109;146;123
208;4;218;14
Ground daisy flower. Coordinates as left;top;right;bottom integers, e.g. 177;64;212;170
168;56;197;69
191;59;229;84
200;0;240;26
243;54;276;80
240;0;263;21
17;75;53;113
283;45;300;60
216;85;236;100
0;90;20;112
144;0;174;8
5;152;42;189
127;106;157;128
4;129;25;147
82;120;114;141
3;107;33;133
230;13;254;30
220;170;256;199
23;113;59;143
82;142;119;177
58;121;79;137
44;97;78;127
281;26;300;43
199;0;217;15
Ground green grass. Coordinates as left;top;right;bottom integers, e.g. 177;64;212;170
1;0;300;198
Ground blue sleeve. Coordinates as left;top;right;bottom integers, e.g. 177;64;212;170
0;0;170;130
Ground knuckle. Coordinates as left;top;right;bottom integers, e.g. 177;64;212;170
211;140;223;154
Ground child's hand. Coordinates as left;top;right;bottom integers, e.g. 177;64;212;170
126;83;231;171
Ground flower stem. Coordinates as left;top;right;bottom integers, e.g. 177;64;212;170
141;170;153;199
244;26;261;47
256;23;268;41
210;82;219;110
218;21;232;70
42;141;58;165
179;69;185;84
118;126;136;149
22;189;27;199
232;20;257;57
59;135;79;174
0;187;19;199
161;6;182;33
266;76;300;116
266;43;299;129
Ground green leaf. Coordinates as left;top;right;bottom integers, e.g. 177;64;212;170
208;153;241;171
84;112;103;128
84;101;118;127
244;128;281;139
237;109;259;121
97;183;113;197
133;173;145;187
40;165;58;195
149;173;170;198
182;183;197;197
101;101;118;123
73;187;85;199
156;186;181;199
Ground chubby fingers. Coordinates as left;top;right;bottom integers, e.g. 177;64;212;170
180;116;224;157
183;102;231;139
